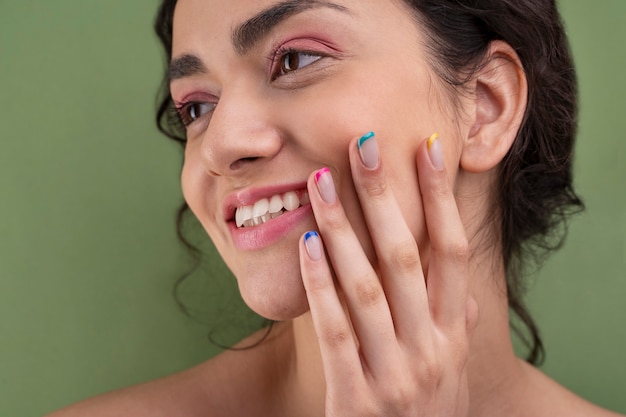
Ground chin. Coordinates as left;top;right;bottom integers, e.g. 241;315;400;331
234;260;311;321
238;275;310;321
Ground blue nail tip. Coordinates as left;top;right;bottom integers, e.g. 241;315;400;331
304;231;319;241
358;131;375;149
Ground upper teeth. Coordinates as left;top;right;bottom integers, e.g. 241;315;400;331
235;191;310;228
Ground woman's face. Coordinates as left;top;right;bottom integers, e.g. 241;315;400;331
170;0;467;319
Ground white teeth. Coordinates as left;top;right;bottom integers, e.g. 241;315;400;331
252;198;269;218
236;205;253;228
236;207;244;227
235;191;309;228
283;191;299;211
269;195;283;213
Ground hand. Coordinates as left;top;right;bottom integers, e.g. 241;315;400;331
299;132;478;416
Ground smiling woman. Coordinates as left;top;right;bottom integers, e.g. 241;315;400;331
28;0;626;416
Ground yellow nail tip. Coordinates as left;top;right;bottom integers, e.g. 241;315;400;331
427;132;439;150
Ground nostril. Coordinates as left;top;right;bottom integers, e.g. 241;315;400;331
229;156;260;171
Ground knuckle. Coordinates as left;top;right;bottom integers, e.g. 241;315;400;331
380;385;413;412
383;240;420;273
439;238;470;263
360;175;388;200
355;279;384;308
322;208;347;233
419;359;444;386
320;325;352;349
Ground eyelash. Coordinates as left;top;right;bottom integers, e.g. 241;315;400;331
173;47;325;128
173;101;216;127
270;47;325;80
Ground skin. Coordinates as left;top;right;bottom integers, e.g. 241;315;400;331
46;0;624;416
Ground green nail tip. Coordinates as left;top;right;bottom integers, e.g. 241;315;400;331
357;131;375;149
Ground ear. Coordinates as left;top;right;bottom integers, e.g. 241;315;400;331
461;40;528;173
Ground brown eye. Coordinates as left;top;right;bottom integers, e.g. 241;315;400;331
177;102;216;126
189;103;209;120
278;51;322;76
281;51;300;73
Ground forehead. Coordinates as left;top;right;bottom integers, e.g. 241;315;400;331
170;0;418;55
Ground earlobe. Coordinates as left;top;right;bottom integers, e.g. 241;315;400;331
461;41;528;173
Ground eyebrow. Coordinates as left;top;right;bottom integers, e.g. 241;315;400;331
168;54;207;81
232;0;349;55
168;0;348;81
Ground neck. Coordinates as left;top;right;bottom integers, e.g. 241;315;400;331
278;313;325;417
455;169;533;415
464;256;529;416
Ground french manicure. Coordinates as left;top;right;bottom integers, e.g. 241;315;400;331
315;167;337;204
304;231;323;261
357;131;379;169
427;132;444;171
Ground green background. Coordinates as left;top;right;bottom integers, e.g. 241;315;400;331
1;1;624;416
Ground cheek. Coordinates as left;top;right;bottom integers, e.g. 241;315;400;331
275;66;389;135
180;147;203;215
286;65;433;146
180;146;222;241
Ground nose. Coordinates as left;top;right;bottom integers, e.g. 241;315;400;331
199;89;283;177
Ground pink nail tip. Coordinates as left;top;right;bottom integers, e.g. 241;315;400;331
315;167;331;182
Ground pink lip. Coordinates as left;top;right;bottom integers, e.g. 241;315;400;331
223;182;313;251
228;204;313;251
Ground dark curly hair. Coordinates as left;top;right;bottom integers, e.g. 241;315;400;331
154;0;583;364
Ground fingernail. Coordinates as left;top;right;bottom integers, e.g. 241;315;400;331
315;167;337;204
304;231;322;261
357;131;378;169
427;133;444;171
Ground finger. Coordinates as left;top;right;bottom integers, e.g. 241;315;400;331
348;132;432;342
307;167;397;373
417;133;470;330
299;231;363;391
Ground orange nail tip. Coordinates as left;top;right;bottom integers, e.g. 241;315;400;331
427;132;439;150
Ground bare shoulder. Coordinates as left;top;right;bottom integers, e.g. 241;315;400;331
519;361;625;417
45;324;293;417
44;361;222;417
